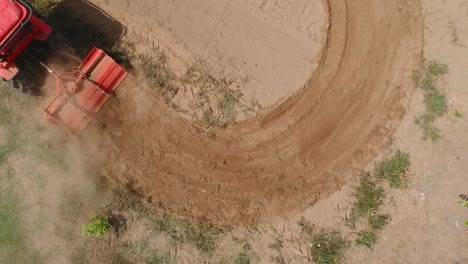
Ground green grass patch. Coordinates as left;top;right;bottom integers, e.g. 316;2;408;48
310;230;348;264
82;216;111;238
107;189;150;218
234;252;251;264
368;214;390;231
374;151;409;188
0;168;42;263
0;180;25;259
153;215;222;256
138;54;178;98
415;61;449;142
355;231;377;248
233;243;256;264
347;173;384;228
112;253;131;264
454;110;463;119
146;252;173;264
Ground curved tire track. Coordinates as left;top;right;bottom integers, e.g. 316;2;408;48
92;0;423;226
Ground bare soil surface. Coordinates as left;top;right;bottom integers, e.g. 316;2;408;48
2;0;468;263
83;0;423;226
88;0;328;113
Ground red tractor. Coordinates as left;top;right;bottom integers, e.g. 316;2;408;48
0;0;127;134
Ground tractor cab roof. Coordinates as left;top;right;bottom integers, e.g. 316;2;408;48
0;0;29;48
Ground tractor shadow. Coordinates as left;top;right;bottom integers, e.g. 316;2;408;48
21;0;127;95
47;0;127;56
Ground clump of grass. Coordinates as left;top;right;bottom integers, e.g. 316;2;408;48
153;216;186;242
415;61;449;142
153;215;222;255
234;243;255;264
368;214;390;231
268;238;284;251
200;87;242;128
29;0;60;17
347;173;384;228
184;222;222;255
355;231;377;248
138;54;179;98
454;110;463;119
310;230;348;264
107;189;150;217
184;64;260;128
374;151;409;188
82;216;111;238
271;255;286;264
458;194;468;226
298;217;316;236
113;253;131;264
146;252;172;264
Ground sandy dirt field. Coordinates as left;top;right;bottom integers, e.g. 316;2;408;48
84;0;423;226
1;0;467;263
88;0;328;113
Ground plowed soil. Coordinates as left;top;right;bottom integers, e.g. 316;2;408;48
86;0;423;226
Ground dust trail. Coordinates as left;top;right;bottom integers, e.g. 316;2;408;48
0;78;109;263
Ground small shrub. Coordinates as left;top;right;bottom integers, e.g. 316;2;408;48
355;231;377;248
82;216;111;238
311;230;348;264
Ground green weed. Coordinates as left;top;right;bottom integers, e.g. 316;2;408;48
347;173;384;228
112;253;131;264
454;110;463;119
153;215;221;255
82;216;111;238
415;61;449;142
374;151;409;188
138;54;178;98
355;231;377;248
29;0;60;17
368;214;390;231
108;189;150;217
298;217;315;236
233;243;255;264
310;230;348;264
184;222;221;255
146;252;172;264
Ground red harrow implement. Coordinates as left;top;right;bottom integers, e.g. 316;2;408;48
44;48;127;134
1;0;127;133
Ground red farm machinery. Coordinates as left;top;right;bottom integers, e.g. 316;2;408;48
0;0;127;134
